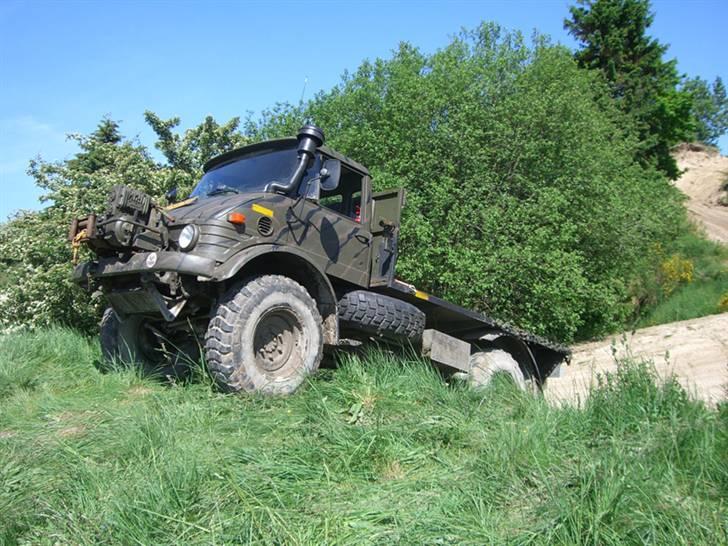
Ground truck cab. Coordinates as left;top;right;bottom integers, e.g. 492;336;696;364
188;134;403;290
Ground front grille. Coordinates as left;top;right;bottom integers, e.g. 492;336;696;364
257;216;273;236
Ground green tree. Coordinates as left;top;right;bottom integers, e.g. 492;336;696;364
565;0;694;179
682;76;728;145
0;115;245;332
144;112;249;197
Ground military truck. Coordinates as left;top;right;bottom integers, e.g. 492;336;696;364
70;125;569;394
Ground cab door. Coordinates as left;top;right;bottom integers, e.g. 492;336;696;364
369;188;405;287
288;167;372;287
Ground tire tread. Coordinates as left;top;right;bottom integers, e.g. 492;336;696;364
337;290;425;343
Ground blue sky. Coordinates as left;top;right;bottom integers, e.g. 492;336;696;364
1;0;726;220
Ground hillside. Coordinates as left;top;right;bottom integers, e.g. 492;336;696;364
674;144;728;243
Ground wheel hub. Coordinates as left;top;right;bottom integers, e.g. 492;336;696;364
253;308;302;372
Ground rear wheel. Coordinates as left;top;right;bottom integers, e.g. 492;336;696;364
205;275;323;395
468;348;535;392
99;308;196;378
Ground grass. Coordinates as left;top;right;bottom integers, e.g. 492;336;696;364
637;232;728;328
1;328;726;545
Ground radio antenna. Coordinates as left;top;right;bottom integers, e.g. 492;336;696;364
299;76;308;105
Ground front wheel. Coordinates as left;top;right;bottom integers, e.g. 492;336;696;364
99;308;196;378
205;275;323;395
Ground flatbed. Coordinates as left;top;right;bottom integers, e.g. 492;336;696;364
380;279;569;381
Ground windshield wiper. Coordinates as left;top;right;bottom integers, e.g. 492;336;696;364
207;185;241;197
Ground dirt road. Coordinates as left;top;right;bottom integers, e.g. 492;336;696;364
546;312;728;406
673;144;728;243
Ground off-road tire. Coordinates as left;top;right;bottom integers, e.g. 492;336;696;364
205;275;323;395
468;348;535;392
99;307;194;378
337;290;425;344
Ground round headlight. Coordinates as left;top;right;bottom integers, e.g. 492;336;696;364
178;225;199;251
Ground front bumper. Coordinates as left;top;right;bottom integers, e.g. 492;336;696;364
73;251;216;283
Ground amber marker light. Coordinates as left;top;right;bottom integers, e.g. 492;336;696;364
227;212;246;225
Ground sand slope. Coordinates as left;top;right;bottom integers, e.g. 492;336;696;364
673;144;728;243
546;312;728;406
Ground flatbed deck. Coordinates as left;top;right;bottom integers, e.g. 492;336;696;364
377;279;570;380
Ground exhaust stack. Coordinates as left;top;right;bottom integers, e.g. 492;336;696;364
266;125;324;194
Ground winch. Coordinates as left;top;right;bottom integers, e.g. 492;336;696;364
69;185;169;258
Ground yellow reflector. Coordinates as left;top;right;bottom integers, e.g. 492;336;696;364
251;203;274;218
414;290;429;301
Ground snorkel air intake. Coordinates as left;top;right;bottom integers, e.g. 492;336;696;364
266;125;324;194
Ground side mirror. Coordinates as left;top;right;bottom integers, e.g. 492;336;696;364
319;159;341;191
165;187;178;204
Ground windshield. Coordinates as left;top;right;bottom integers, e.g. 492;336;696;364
191;147;300;198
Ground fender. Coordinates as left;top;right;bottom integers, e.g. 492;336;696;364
212;244;339;345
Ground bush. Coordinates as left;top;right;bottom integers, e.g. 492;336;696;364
660;254;694;295
637;232;728;327
0;118;246;334
0;122;167;332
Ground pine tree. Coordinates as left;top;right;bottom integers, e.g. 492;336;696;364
683;76;728;145
565;0;694;179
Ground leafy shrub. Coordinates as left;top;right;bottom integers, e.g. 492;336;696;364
0;118;245;333
637;232;728;327
659;254;694;295
267;24;686;340
0;124;165;332
719;292;728;312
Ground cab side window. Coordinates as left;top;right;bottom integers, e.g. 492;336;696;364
319;165;363;222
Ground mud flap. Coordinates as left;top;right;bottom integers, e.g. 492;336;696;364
421;329;471;371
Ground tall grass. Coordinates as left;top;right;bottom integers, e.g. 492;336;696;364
1;328;726;544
